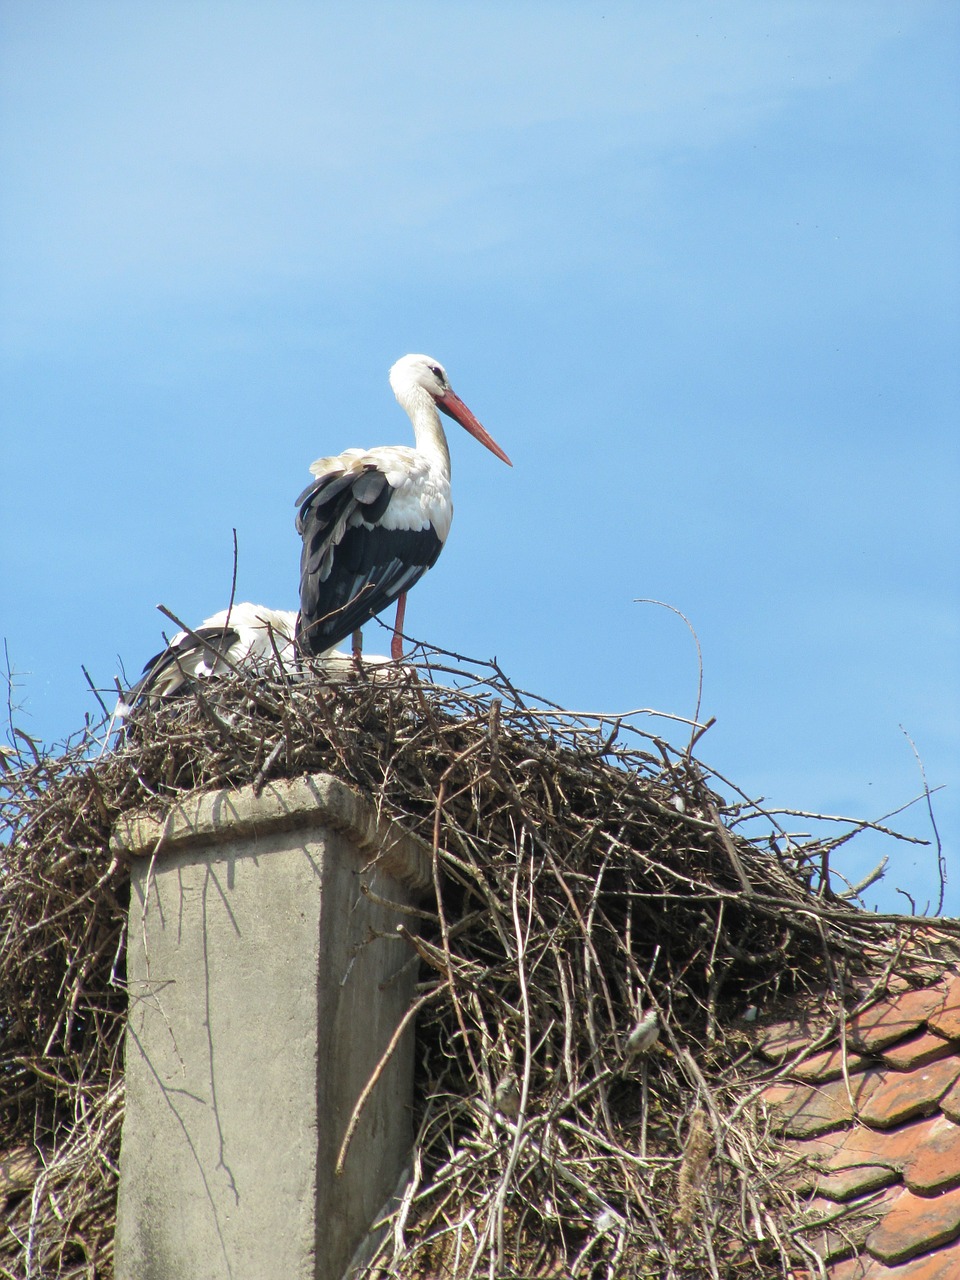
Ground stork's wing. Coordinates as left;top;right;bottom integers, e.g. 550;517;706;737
125;624;243;705
296;462;443;655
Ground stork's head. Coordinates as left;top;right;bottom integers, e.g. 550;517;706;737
389;354;512;466
389;354;452;404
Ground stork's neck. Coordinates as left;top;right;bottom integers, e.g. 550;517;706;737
402;386;452;479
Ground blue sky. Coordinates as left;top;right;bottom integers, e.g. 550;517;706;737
2;2;957;914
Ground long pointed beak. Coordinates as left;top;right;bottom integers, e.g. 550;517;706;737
436;389;513;466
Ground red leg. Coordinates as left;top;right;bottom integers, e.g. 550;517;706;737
352;628;363;660
391;592;407;662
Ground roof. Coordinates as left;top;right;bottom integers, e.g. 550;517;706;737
760;966;960;1278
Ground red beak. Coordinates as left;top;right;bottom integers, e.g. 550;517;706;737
436;389;513;467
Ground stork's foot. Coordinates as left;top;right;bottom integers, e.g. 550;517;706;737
351;629;363;662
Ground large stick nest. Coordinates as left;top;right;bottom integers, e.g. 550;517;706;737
0;648;953;1279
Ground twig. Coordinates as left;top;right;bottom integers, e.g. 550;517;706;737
900;725;946;915
335;989;440;1176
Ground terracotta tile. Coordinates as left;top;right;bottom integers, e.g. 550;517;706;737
811;1119;930;1202
829;1116;940;1173
793;1045;873;1083
940;1077;960;1124
818;1161;897;1203
765;1080;806;1108
886;966;954;995
782;1136;839;1194
765;1076;865;1138
811;1131;861;1168
774;1068;895;1134
881;1030;958;1071
804;1187;901;1263
787;1131;852;1169
829;1259;885;1280
929;972;960;1041
857;1059;960;1129
803;1194;867;1262
837;1245;960;1278
865;1184;960;1264
928;1026;958;1046
828;1257;875;1279
757;1016;828;1061
903;1116;960;1195
885;975;916;994
875;1241;960;1278
781;1130;885;1195
849;988;947;1053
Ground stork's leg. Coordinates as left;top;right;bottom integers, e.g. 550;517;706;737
391;592;407;662
352;628;363;661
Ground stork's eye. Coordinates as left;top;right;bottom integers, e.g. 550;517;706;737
430;365;445;384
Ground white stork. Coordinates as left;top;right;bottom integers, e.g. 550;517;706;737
120;603;391;711
295;354;512;661
120;604;299;707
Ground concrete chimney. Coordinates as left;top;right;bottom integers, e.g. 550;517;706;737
113;771;430;1280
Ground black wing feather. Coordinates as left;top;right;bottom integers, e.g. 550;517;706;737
126;625;241;705
296;465;442;655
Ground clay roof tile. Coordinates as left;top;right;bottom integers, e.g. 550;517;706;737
760;965;960;1278
865;1183;960;1265
848;987;947;1054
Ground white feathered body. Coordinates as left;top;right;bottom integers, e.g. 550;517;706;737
296;354;510;658
126;604;298;705
120;602;392;713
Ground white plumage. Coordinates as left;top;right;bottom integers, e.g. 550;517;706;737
296;354;511;661
622;1011;660;1069
124;604;297;706
120;603;389;712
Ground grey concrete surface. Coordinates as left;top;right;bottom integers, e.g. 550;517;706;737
114;773;431;1280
